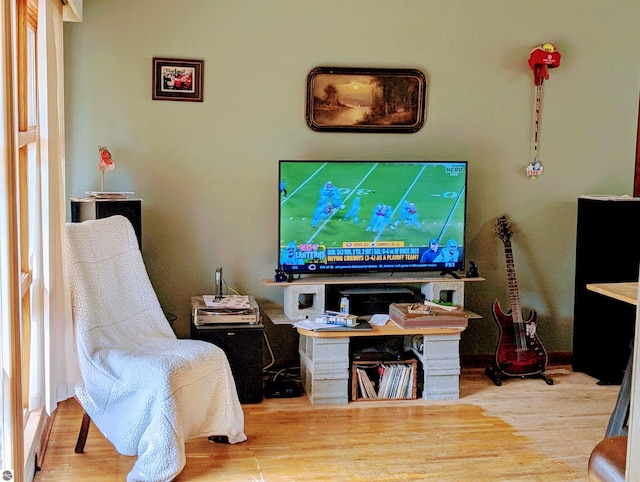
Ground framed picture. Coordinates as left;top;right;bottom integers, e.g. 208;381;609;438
306;67;427;133
152;57;204;102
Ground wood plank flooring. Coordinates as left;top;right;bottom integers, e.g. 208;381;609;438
35;367;618;481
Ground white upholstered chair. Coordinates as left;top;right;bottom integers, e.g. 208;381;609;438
66;215;246;482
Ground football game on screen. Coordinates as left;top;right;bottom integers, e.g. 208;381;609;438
279;161;466;273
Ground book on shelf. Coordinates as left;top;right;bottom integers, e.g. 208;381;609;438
397;364;411;399
383;364;398;398
356;367;378;399
402;364;412;398
388;364;402;398
377;365;391;399
357;368;368;398
389;364;402;399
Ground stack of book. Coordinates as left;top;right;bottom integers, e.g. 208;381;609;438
354;361;415;400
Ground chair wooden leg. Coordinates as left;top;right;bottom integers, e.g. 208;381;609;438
74;411;91;453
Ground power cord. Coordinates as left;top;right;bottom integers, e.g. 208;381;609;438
262;330;275;371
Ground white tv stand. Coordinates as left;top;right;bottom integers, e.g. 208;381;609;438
262;275;484;405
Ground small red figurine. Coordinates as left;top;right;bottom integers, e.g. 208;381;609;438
98;146;115;172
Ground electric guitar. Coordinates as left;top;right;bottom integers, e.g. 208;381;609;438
491;215;548;378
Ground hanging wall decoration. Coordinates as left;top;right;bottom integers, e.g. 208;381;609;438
306;67;427;133
152;57;204;102
526;43;561;179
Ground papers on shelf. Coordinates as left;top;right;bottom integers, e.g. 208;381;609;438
369;314;389;326
85;191;135;199
580;194;640;201
202;294;251;309
292;320;331;331
292;319;372;332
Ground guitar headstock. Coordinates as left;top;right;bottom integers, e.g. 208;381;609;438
495;215;513;244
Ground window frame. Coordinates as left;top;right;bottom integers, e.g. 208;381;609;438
1;0;40;478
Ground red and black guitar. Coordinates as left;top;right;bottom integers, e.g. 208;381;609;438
486;215;553;385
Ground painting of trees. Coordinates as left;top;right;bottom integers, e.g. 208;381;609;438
307;67;426;132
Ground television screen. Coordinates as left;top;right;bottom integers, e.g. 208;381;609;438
278;160;467;276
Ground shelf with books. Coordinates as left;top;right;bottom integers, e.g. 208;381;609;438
351;359;417;401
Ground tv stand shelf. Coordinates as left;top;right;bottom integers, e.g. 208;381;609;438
262;276;484;405
263;275;484;286
262;276;483;321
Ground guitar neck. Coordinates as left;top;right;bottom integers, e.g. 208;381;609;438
503;241;523;323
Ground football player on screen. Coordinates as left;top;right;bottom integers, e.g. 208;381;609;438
343;197;361;224
405;202;421;228
366;203;382;231
394;200;410;226
319;181;342;207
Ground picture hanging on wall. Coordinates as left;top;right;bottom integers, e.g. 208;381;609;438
152;57;204;102
306;67;427;133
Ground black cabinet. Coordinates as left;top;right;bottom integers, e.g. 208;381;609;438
572;197;640;384
191;323;264;404
70;198;142;249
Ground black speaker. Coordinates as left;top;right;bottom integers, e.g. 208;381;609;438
71;198;142;249
190;323;264;404
572;197;640;384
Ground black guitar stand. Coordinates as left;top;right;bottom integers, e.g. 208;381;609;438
484;365;554;386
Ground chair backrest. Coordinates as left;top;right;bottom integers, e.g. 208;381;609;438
66;215;175;348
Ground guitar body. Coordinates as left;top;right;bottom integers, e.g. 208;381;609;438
492;300;548;376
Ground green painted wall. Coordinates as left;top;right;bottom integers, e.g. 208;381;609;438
64;0;640;364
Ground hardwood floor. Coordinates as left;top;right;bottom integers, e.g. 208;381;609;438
35;367;618;481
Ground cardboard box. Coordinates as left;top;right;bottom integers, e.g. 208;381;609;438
389;303;468;328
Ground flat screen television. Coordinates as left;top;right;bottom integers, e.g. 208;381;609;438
278;160;467;276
